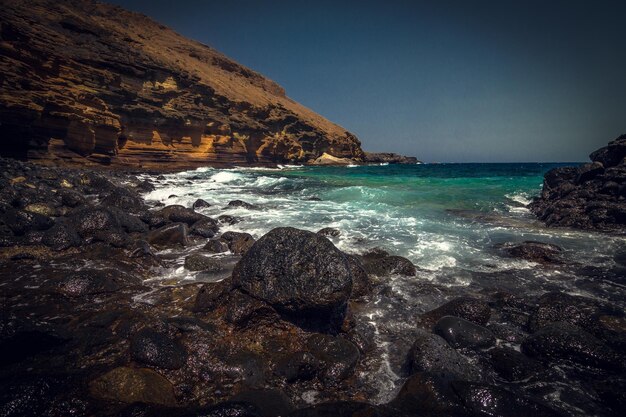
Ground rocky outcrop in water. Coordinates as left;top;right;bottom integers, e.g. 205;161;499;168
364;152;421;164
530;134;626;233
0;0;364;169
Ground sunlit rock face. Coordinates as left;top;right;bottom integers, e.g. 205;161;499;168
0;0;364;169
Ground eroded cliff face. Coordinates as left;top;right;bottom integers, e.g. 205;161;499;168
0;0;364;169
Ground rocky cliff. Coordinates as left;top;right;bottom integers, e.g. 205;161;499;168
0;0;364;169
530;134;626;233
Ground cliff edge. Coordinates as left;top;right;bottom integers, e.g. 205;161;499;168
0;0;364;169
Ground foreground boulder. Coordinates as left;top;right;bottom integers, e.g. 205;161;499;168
433;316;495;349
232;227;352;330
421;297;491;327
147;223;189;248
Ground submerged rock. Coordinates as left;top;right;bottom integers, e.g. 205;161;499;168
227;200;258;210
389;372;465;415
362;255;416;277
274;351;321;382
232;227;352;330
192;198;211;209
190;218;219;238
488;347;543;382
317;227;341;237
497;241;563;264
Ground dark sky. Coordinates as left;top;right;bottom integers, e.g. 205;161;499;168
112;0;626;162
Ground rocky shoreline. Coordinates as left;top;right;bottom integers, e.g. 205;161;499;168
1;157;625;417
530;134;626;234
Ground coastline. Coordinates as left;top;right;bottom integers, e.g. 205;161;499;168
2;156;625;416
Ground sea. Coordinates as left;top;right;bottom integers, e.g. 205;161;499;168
139;162;626;406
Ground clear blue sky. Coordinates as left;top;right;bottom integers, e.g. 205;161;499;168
112;0;626;162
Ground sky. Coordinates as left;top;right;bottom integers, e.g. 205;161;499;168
112;0;626;162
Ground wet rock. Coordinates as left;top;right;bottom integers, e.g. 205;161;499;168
433;316;495;349
362;254;416;277
184;254;225;272
388;372;465;415
136;179;156;193
190;218;219;238
232;227;352;330
230;389;294;417
528;291;606;334
591;375;626;416
220;231;255;255
274;351;321;382
223;351;268;388
307;334;360;381
148;222;189;248
101;187;147;214
362;247;391;259
452;381;561;417
408;330;480;381
57;268;141;297
159;205;208;225
218;214;241;225
345;254;371;298
422;297;491;327
193;280;231;312
498;241;563;264
41;219;82;250
129;240;156;258
227;200;258;210
88;367;176;405
130;328;187;370
70;206;129;246
488;347;543;381
203;239;229;253
317;227;340;237
522;322;624;370
226;289;278;327
192;198;211;209
2;207;54;235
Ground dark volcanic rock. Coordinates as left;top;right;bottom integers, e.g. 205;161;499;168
388;372;465;415
521;322;624;370
230;389;293;417
433;316;496;349
531;134;626;233
148;222;189;248
364;152;420;164
528;291;607;334
160;205;208;226
227;200;258;210
89;367;176;405
203;239;230;253
41;220;82;250
225;289;278;327
193;280;231;312
306;334;360;382
57;269;140;297
221;231;256;255
488;347;543;382
362;255;416;277
274;351;321;382
317;227;341;237
184;254;224;272
422;297;491;327
192;198;211;209
408;330;480;381
130;328;187;370
2;207;54;235
345;254;372;298
190;218;219;238
232;227;352;330
452;381;561;417
497;241;563;264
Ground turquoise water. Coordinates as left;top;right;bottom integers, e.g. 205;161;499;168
143;162;625;405
146;162;622;277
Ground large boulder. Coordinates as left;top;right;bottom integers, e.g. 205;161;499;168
130;328;187;370
159;205;208;225
421;297;491;327
232;227;353;330
306;334;360;381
